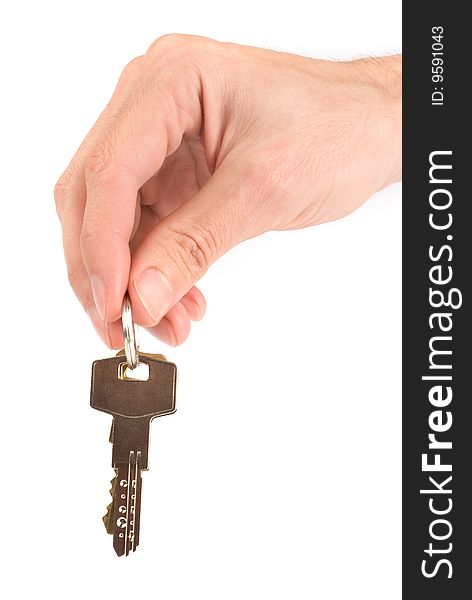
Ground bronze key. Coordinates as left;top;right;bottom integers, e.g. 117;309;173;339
90;295;177;556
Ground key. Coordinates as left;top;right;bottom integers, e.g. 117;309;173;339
90;351;177;556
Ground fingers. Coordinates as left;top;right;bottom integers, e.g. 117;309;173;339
55;56;146;343
180;286;206;321
79;56;203;324
147;287;205;346
104;286;206;349
56;35;227;347
146;302;190;347
55;174;112;347
128;163;252;328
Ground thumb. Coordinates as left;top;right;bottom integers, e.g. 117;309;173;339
129;166;253;327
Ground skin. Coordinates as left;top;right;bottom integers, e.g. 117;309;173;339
55;34;402;348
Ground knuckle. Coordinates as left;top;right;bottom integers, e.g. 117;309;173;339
119;55;144;86
54;169;72;215
54;166;75;219
146;34;206;65
84;143;114;180
79;227;96;248
122;55;144;77
80;222;104;250
54;172;69;199
80;214;103;250
81;223;125;255
147;33;189;56
168;224;217;282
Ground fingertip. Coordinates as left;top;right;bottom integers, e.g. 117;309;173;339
146;302;191;347
146;318;178;347
181;286;206;321
106;319;125;350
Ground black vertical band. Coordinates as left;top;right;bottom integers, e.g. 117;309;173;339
403;3;470;596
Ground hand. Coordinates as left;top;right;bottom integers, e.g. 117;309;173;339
55;34;401;348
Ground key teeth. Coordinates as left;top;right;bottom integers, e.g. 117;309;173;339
102;505;114;535
102;476;117;535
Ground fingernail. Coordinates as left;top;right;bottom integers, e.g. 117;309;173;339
133;268;173;324
87;306;112;348
90;275;107;321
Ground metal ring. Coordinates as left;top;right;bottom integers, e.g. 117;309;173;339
122;293;139;369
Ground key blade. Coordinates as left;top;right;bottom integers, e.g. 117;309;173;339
112;454;142;557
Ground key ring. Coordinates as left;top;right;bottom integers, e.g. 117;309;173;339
122;293;139;369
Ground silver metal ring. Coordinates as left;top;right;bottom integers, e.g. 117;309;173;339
122;293;139;369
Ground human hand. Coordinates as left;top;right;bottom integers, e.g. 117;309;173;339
55;35;401;348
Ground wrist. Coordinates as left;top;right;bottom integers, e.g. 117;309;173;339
345;55;402;189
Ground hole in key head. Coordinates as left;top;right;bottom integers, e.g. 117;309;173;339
118;361;150;382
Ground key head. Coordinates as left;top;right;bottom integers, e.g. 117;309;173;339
90;355;177;419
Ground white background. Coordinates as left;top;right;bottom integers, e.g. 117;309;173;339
0;1;401;598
